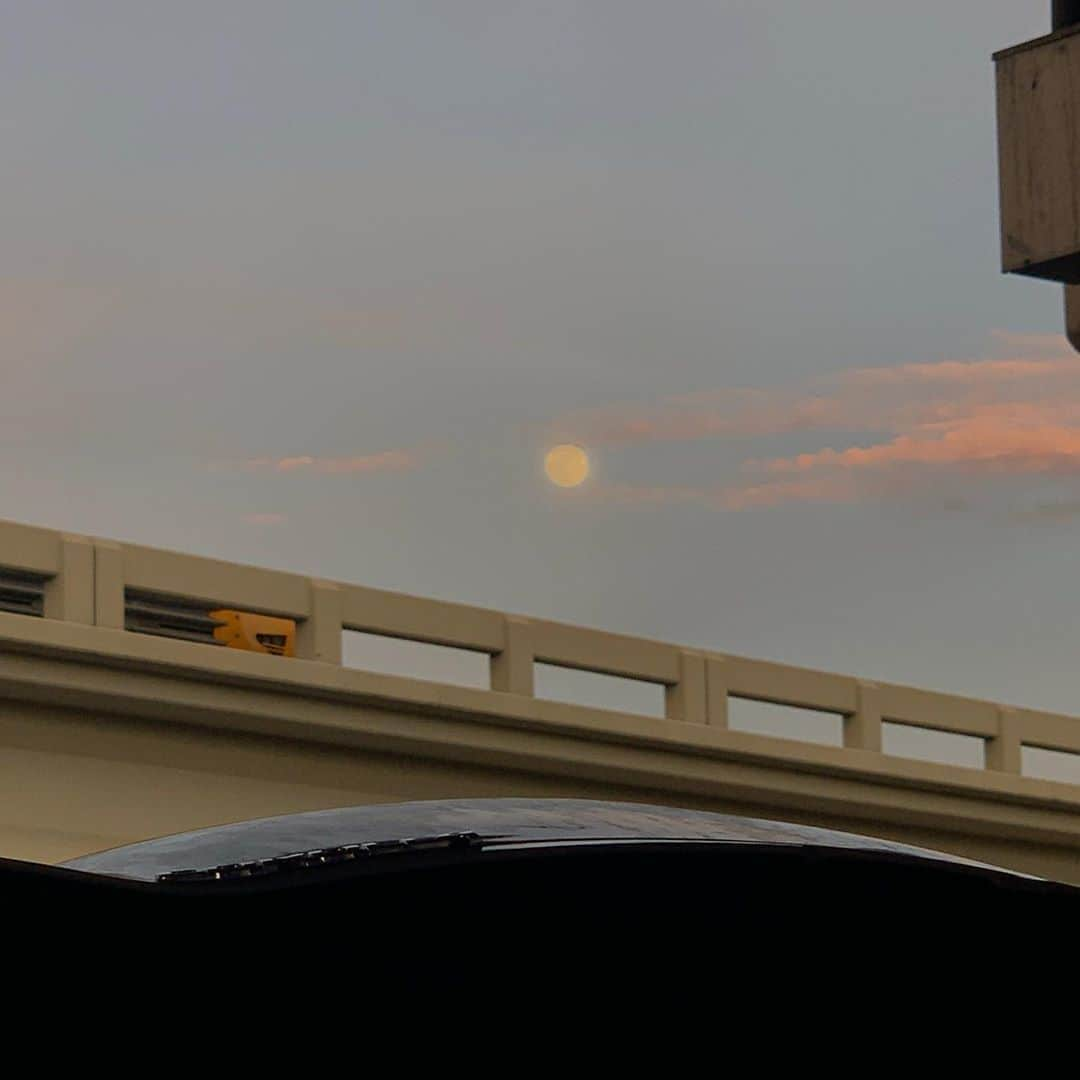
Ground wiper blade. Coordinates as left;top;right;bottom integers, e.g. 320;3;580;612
157;831;484;884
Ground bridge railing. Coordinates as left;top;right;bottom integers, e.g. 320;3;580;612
1;516;1078;783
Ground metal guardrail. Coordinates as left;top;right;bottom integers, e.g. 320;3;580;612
123;592;225;646
0;515;1076;784
0;569;47;618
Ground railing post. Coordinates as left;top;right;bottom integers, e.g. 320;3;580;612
295;580;343;664
987;707;1023;774
93;541;125;629
42;535;95;624
845;680;883;752
704;657;729;728
491;616;534;696
665;650;707;724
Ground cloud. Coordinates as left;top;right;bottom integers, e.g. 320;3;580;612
553;333;1080;446
1010;500;1080;524
551;389;865;448
226;449;419;475
561;475;859;512
759;423;1080;478
577;483;723;509
241;512;288;526
0;279;122;378
717;474;859;510
546;331;1080;511
839;355;1077;386
754;393;1080;483
989;330;1071;352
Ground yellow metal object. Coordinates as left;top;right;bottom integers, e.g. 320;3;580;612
210;610;296;657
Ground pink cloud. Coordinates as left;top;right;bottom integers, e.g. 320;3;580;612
551;333;1080;452
229;449;419;475
547;331;1080;511
761;422;1080;477
989;330;1071;352
717;474;859;510
306;450;416;474
839;355;1077;386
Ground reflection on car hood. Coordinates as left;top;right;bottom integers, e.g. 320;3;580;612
61;798;1027;883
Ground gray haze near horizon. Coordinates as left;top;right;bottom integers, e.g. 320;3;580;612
3;2;1078;777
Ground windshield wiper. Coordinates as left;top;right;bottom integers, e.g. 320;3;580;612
157;831;485;884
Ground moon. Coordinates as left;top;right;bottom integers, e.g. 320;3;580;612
544;444;590;488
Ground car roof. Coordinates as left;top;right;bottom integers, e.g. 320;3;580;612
61;798;1025;882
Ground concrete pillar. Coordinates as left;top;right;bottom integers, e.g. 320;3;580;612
845;681;883;752
491;616;534;696
93;541;126;630
43;535;95;624
665;650;707;724
987;707;1023;774
295;580;343;664
704;657;729;728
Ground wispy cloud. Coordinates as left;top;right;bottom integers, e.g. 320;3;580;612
1010;500;1080;524
759;420;1080;477
579;475;859;511
0;279;122;377
989;330;1070;352
840;355;1076;386
548;333;1080;512
218;449;419;475
241;512;288;526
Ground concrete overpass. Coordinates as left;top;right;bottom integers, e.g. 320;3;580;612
2;516;1080;883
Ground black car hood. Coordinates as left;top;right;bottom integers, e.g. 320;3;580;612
62;798;1026;884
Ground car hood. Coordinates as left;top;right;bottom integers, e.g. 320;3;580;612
62;798;1030;883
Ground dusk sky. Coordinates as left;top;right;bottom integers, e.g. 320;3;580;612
5;3;1079;769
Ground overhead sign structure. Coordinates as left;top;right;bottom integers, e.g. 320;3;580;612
996;2;1080;347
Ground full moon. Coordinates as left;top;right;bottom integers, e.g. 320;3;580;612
544;444;590;488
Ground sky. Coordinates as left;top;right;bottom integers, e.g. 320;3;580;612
4;2;1080;773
